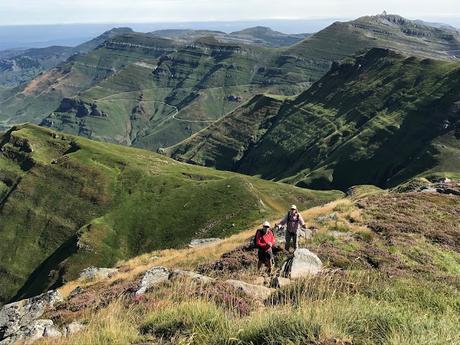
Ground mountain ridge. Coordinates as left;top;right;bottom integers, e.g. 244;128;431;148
168;48;460;190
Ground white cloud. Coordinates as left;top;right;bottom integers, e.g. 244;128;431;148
0;0;459;25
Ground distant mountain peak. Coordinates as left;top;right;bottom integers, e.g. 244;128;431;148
231;26;277;34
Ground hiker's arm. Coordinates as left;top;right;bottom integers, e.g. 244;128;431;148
278;215;288;226
299;214;306;228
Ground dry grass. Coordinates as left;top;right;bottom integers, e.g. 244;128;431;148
36;301;141;345
36;195;460;345
58;199;364;299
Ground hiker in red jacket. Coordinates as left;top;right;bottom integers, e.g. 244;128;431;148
255;221;276;272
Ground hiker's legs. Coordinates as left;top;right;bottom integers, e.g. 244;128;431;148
293;231;298;250
285;231;292;251
267;248;274;274
286;232;298;251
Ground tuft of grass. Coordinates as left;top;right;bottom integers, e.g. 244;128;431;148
36;301;141;345
141;301;230;342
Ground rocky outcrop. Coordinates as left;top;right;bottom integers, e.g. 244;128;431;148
225;280;275;300
281;248;322;279
189;238;222;247
395;178;460;196
79;266;118;280
55;98;106;118
0;290;63;344
135;266;170;295
0;319;62;344
169;269;215;284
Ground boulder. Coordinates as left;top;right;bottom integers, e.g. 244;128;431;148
0;290;62;343
225;280;275;300
169;270;215;284
189;238;222;248
0;319;62;344
135;266;170;295
281;248;322;278
79;266;118;280
63;321;85;336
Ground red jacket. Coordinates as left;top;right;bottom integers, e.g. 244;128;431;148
255;229;275;251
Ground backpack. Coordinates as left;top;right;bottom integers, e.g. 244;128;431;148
287;211;298;223
253;229;261;248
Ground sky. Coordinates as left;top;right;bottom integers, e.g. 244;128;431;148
1;0;459;26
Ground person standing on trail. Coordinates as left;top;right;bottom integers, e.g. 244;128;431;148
277;205;306;251
255;221;276;273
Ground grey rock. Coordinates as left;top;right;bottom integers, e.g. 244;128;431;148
329;230;353;240
64;321;85;336
1;319;61;345
42;322;63;338
281;248;322;279
136;266;170;295
79;266;118;280
0;290;63;343
225;279;275;300
189;238;222;248
169;269;215;284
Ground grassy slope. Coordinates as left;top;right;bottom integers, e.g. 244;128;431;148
166;94;284;169
0;123;341;303
35;187;460;345
170;48;460;190
3;14;458;152
41;39;306;150
0;32;177;125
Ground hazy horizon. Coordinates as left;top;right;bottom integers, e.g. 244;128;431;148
1;14;459;51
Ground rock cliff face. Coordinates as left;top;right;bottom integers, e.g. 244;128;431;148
54;98;107;118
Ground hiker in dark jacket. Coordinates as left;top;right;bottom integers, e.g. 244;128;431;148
255;221;276;272
277;204;306;251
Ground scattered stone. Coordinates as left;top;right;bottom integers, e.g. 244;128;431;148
281;248;322;279
135;266;170;295
189;238;222;248
79;266;118;280
225;279;275;300
0;290;63;343
169;269;215;284
329;231;353;240
63;321;85;336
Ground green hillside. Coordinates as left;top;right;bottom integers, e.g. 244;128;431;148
169;48;460;190
39;37;305;149
0;123;341;303
1;14;458;152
